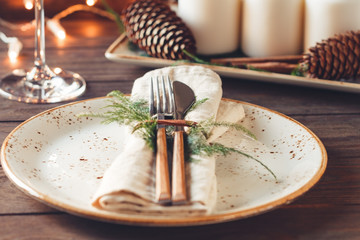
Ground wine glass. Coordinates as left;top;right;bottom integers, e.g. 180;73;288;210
0;0;86;103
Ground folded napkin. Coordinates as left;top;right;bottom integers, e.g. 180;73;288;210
92;66;245;216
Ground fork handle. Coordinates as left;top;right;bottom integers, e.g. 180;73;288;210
155;127;171;204
172;130;187;204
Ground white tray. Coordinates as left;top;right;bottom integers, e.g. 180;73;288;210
105;34;360;93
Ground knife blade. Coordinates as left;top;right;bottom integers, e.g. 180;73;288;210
172;81;195;204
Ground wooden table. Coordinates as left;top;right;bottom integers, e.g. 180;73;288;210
1;18;360;239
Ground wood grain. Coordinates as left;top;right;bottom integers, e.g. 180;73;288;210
155;127;171;203
172;131;187;204
1;18;360;239
1;206;360;239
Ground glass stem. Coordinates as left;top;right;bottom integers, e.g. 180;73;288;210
34;0;46;69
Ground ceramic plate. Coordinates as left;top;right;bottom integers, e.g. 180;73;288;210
106;34;360;93
1;97;327;226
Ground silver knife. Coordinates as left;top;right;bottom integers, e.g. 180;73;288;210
172;81;195;204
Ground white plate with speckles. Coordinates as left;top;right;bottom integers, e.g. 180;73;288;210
1;97;327;226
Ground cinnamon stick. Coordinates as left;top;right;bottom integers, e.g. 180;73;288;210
133;120;198;132
246;62;299;74
211;55;304;65
156;119;197;127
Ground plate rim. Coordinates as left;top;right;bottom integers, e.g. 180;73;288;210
0;97;328;226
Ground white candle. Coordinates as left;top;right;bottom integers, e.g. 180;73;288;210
304;0;360;51
177;0;241;55
241;0;304;57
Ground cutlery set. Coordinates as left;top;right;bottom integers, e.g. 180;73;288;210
149;76;195;205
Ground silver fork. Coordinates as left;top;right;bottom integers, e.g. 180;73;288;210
149;76;174;204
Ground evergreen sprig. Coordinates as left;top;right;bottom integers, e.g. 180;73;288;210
100;0;124;33
79;91;277;180
188;97;209;113
187;122;276;180
291;63;308;77
182;49;274;73
79;90;157;149
186;119;276;180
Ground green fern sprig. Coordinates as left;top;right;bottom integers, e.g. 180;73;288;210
100;0;124;33
188;97;209;113
210;121;257;140
79;90;157;149
187;120;277;180
78;91;277;180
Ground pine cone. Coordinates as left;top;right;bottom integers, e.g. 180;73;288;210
122;0;196;60
302;31;360;80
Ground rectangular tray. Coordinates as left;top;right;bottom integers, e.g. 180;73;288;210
105;34;360;93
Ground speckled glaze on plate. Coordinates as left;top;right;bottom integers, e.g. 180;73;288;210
1;97;327;226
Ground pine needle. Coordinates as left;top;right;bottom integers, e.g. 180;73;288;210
78;91;277;180
79;90;156;149
291;63;307;77
211;121;257;140
187;121;276;180
188;97;209;113
100;0;124;33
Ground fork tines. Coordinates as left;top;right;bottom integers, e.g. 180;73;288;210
150;76;174;119
149;75;174;204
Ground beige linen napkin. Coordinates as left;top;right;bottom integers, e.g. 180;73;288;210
92;66;245;216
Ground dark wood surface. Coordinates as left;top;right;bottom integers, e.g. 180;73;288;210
1;18;360;240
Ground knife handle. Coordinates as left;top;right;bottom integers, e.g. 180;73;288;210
155;127;171;204
172;130;187;204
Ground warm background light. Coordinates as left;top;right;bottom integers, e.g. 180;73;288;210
86;0;97;7
8;38;22;63
23;0;34;10
53;67;62;74
8;51;19;63
1;0;133;62
47;19;66;40
0;32;22;63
